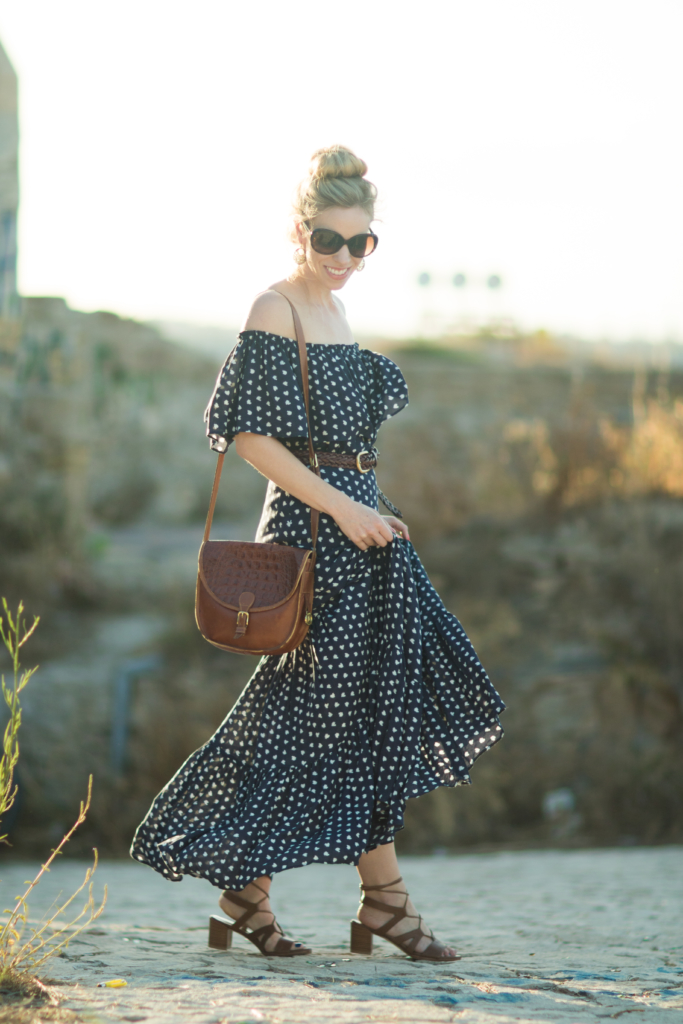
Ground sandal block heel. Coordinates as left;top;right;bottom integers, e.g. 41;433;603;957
355;876;461;962
216;884;311;957
350;919;373;954
208;915;233;950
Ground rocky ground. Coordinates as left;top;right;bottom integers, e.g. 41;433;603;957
1;847;681;1023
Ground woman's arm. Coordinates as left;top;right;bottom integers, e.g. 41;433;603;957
236;290;408;548
235;432;396;551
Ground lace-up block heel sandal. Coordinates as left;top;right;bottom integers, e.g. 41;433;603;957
349;876;460;962
208;881;311;957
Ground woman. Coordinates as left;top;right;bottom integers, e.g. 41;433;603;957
131;145;505;962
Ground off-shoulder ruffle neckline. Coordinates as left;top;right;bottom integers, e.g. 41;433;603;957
238;329;359;349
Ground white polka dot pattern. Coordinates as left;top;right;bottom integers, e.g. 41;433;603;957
130;332;505;889
203;331;409;454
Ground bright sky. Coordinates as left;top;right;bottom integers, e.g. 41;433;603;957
1;0;682;341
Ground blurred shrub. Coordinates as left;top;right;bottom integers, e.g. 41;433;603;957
399;498;683;850
378;351;683;850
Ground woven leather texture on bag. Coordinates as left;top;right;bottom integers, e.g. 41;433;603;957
200;540;308;609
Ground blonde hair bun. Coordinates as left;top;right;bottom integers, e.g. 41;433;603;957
309;145;368;182
292;145;376;227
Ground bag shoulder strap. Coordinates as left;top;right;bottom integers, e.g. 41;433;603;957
203;291;320;551
272;290;317;475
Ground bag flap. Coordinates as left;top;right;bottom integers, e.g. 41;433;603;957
198;540;311;610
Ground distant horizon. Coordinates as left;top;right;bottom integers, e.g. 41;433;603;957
1;0;682;343
148;315;683;371
22;297;683;352
19;291;683;353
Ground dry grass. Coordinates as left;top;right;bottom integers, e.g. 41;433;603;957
0;604;106;1003
0;1006;80;1024
0;974;80;1024
379;358;683;543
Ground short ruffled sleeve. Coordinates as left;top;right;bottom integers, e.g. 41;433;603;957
204;331;309;452
360;349;410;429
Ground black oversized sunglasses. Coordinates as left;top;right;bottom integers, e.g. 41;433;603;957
309;227;379;259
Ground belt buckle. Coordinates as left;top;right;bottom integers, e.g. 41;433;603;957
355;450;372;474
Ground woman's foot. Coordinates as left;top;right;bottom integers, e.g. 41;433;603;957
357;877;458;959
219;879;308;954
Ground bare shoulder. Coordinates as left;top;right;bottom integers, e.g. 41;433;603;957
242;289;295;338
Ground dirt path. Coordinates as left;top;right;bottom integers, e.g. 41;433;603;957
1;847;681;1022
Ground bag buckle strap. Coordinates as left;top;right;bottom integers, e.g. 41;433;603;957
234;592;255;638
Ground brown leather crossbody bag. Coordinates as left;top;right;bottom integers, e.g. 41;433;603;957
195;294;320;656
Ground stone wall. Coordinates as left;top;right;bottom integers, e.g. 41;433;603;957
1;328;682;856
0;300;260;852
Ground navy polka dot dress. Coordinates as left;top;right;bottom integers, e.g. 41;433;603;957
131;331;505;889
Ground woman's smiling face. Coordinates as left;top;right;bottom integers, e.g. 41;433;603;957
296;205;372;290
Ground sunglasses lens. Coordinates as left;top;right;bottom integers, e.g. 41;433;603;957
310;229;378;258
310;229;343;255
348;233;377;258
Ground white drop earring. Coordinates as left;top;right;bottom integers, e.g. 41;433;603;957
293;247;306;265
356;258;366;272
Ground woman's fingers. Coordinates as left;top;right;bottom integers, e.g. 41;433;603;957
358;521;394;548
334;502;398;550
365;526;393;547
378;520;396;544
359;536;380;549
383;516;410;541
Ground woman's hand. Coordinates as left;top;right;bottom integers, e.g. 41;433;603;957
332;498;396;551
382;515;410;542
233;433;409;551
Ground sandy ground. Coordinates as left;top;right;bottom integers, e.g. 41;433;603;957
1;848;681;1023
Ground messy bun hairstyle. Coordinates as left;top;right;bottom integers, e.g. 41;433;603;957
292;145;377;227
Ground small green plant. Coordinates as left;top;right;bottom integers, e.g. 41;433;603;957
0;600;107;992
0;600;39;840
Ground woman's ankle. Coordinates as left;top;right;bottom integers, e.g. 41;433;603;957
361;877;406;896
225;876;271;898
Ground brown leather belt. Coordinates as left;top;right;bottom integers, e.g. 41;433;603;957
291;446;403;519
292;448;378;473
